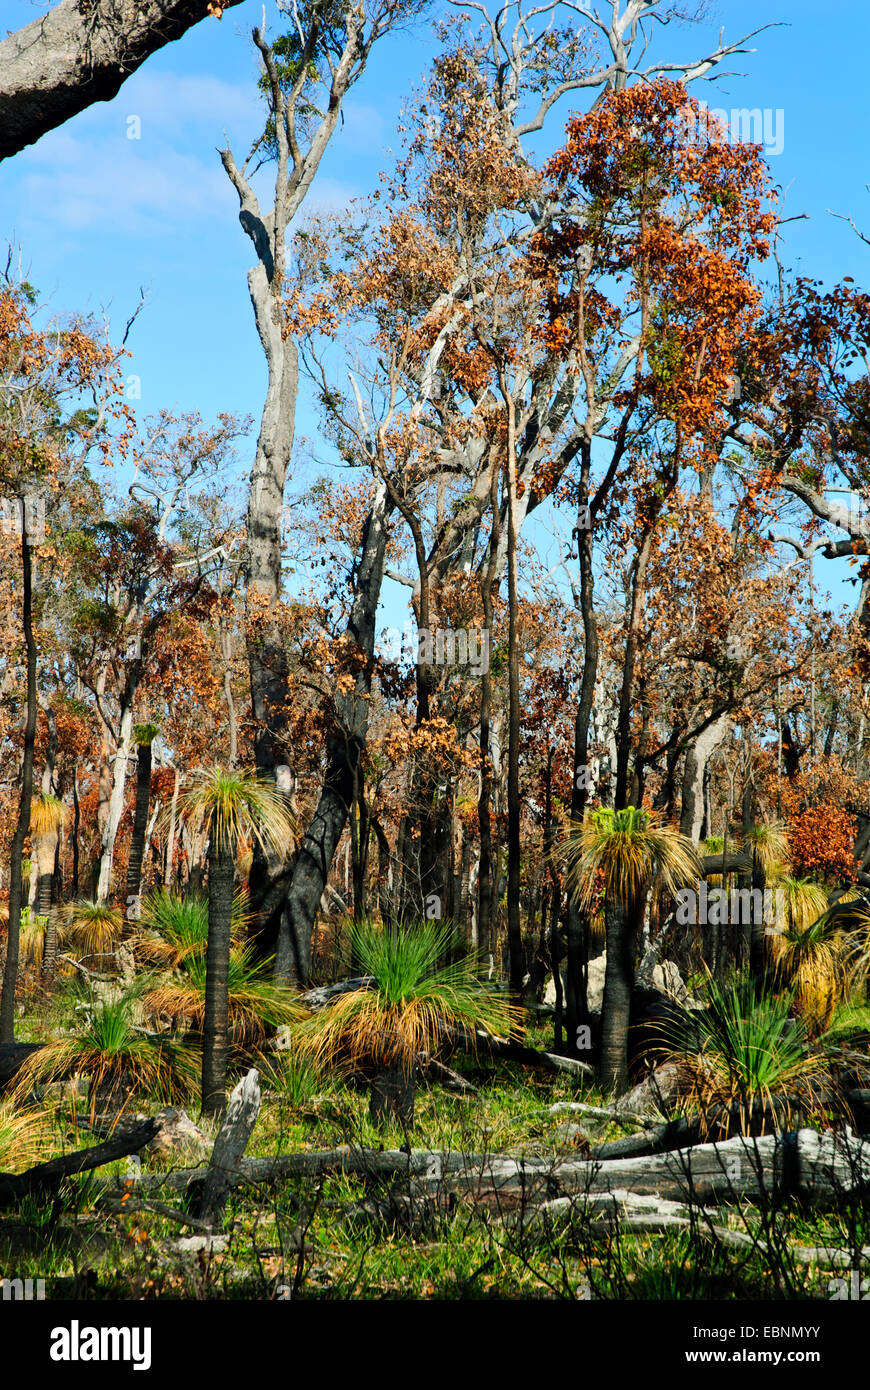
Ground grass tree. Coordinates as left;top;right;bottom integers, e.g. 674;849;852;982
0;1098;51;1171
133;888;250;970
655;973;835;1136
297;920;524;1127
126;722;159;904
30;794;64;915
145;941;304;1043
12;985;197;1118
558;806;700;1094
30;795;65;978
769;915;847;1035
177;767;296;1117
60;901;125;967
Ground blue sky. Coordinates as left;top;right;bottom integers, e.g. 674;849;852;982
1;0;868;621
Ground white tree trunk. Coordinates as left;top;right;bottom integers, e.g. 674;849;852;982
96;704;135;901
680;713;731;843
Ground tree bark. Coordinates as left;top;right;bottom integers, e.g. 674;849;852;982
565;467;599;1057
195;1067;261;1228
614;532;652;810
369;1058;415;1128
95;683;137;901
0;525;38;1044
680;712;731;841
273;483;393;984
504;403;524;997
599;894;637;1094
201;831;236;1118
125;738;153;901
0;0;246;162
477;458;503;967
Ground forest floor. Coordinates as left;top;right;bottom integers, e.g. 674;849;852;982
2;1013;865;1301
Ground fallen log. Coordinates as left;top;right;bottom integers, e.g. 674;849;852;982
100;1129;870;1207
456;1026;594;1078
587;1095;848;1160
547;1102;656;1129
700;853;755;877
590;1119;700;1161
0;1118;157;1207
508;1192;870;1266
301;977;374;1011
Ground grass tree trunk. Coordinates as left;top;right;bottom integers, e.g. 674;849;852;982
369;1056;415;1128
0;521;38;1044
599;893;637;1094
202;830;237;1119
34;839;56;915
42;906;57;981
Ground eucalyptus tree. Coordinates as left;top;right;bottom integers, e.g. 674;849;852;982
249;0;775;989
220;0;426;784
0;275;124;1042
67;410;246;902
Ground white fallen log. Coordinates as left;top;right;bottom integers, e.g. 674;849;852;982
105;1128;870;1208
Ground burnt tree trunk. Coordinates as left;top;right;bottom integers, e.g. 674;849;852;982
273;484;393;984
369;1058;415;1128
125;739;153;901
201;831;237;1119
599;894;637;1094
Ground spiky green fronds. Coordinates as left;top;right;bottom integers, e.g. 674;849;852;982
556;806;700;909
145;943;306;1039
654;972;833;1135
60;901;125;957
134;888;250;968
133;722;160;747
12;988;198;1114
176;767;296;857
743;820;789;873
257;1047;329;1108
296;921;524;1074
